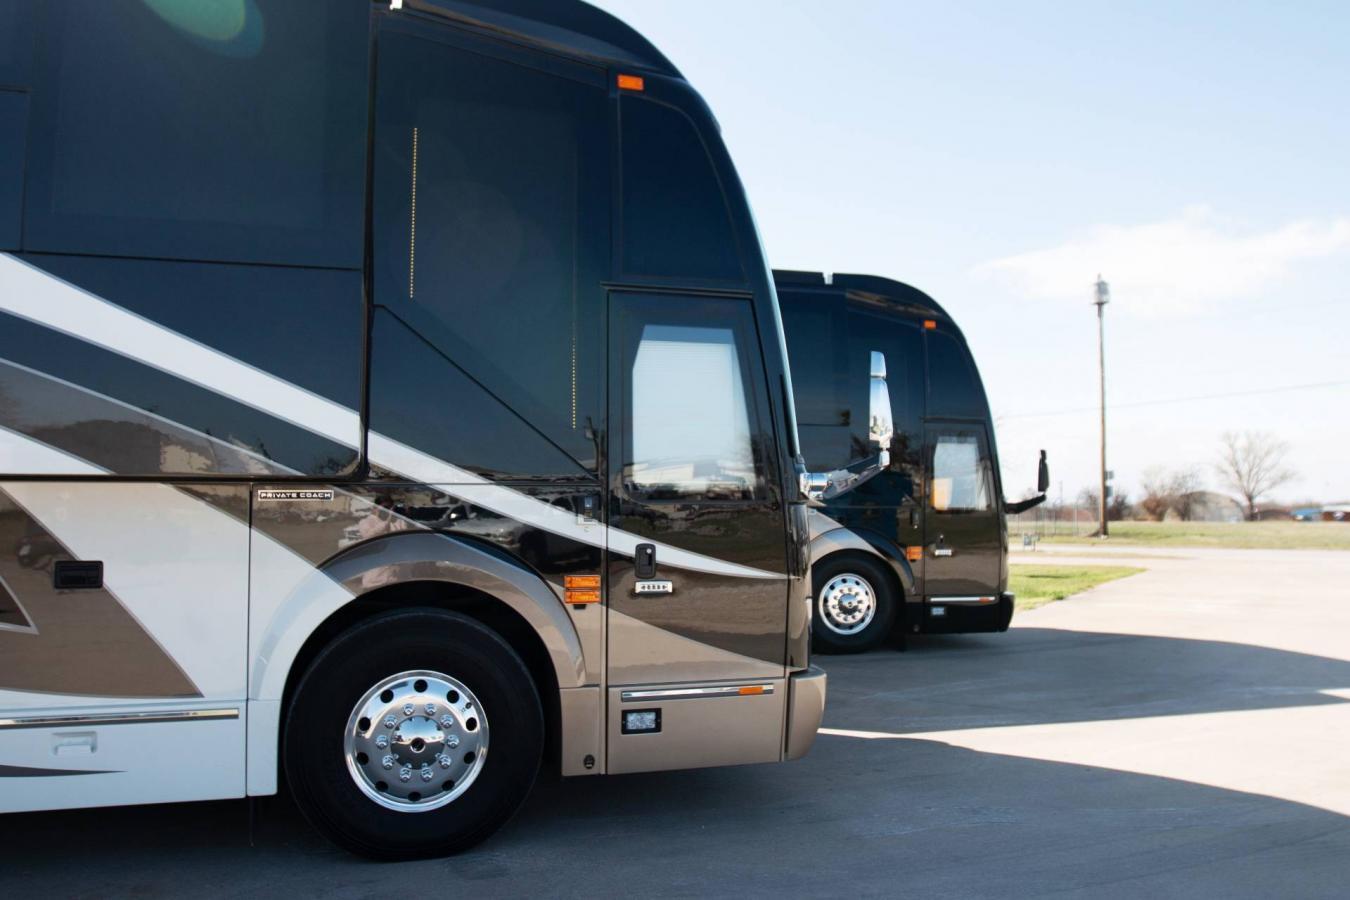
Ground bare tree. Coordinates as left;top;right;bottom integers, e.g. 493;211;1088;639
1079;486;1132;521
1139;466;1172;521
1216;431;1295;521
1138;465;1203;521
1169;466;1204;521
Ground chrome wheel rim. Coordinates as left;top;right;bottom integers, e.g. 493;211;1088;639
817;573;877;636
343;670;488;813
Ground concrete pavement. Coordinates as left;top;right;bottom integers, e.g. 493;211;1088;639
4;547;1348;897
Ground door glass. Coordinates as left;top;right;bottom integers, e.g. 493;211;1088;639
932;433;991;512
619;299;768;501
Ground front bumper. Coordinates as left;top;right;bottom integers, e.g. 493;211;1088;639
923;592;1015;634
784;665;827;760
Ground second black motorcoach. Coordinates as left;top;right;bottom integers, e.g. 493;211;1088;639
777;271;1047;652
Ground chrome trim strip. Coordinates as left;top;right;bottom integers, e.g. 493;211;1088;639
0;708;240;730
930;596;998;606
621;684;775;702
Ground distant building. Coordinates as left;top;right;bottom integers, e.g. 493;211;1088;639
1323;504;1350;522
1171;491;1244;523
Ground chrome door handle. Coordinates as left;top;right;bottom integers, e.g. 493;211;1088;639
934;548;954;557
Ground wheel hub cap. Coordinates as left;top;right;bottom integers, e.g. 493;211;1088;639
818;573;877;636
344;670;487;812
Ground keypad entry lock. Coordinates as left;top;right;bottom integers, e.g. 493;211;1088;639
634;543;657;579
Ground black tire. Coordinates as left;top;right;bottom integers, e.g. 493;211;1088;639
284;609;543;860
811;554;898;654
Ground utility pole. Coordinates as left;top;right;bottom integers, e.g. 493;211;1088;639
1093;275;1110;538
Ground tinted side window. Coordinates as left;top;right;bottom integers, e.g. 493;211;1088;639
24;1;369;267
0;1;35;87
850;308;925;438
373;31;608;472
928;331;988;419
780;293;850;426
620;96;743;281
0;91;24;249
841;306;926;504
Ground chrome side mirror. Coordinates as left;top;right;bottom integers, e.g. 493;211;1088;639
868;351;894;451
801;350;894;504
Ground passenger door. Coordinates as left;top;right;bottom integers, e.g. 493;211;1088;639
606;291;788;686
923;424;1001;602
605;291;788;771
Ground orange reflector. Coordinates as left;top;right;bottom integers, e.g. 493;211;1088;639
565;589;601;605
565;575;601;589
905;546;923;562
923;319;937;330
738;685;765;696
617;73;645;92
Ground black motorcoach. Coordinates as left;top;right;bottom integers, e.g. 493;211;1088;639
777;271;1047;653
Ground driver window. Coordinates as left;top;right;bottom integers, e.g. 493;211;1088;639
620;297;767;501
931;432;991;512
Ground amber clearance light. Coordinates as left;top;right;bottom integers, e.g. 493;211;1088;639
617;73;645;92
565;574;602;606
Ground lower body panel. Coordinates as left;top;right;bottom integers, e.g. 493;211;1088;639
605;679;786;775
0;705;245;813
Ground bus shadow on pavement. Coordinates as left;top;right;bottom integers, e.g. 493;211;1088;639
819;627;1350;733
4;734;1347;898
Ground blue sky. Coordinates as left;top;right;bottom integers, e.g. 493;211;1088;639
593;0;1350;506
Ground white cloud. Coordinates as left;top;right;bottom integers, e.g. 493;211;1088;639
975;207;1350;316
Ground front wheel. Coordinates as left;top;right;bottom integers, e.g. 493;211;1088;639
811;555;898;654
284;609;543;859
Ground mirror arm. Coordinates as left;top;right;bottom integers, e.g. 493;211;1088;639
1004;494;1047;514
802;450;891;505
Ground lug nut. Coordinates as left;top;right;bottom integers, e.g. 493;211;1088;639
384;715;397;729
382;755;395;770
438;754;452;769
402;703;414;716
447;735;460;749
421;765;434;782
425;703;437;716
440;715;455;730
399;766;412;782
375;735;389;749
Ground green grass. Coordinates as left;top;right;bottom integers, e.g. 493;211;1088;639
1010;564;1144;611
1009;520;1350;551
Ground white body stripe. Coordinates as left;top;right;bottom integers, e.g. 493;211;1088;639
0;255;784;580
0;253;362;448
368;434;783;580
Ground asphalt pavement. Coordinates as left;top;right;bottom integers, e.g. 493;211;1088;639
4;545;1348;898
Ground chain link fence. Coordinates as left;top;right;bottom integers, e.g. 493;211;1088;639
1008;501;1101;543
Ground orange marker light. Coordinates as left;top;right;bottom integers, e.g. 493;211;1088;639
738;685;765;696
565;589;601;605
617;73;645;92
923;319;937;330
905;545;923;562
565;575;601;590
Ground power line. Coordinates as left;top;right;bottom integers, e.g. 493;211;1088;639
998;378;1350;420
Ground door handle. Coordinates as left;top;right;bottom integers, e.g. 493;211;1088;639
634;543;657;579
933;535;954;557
